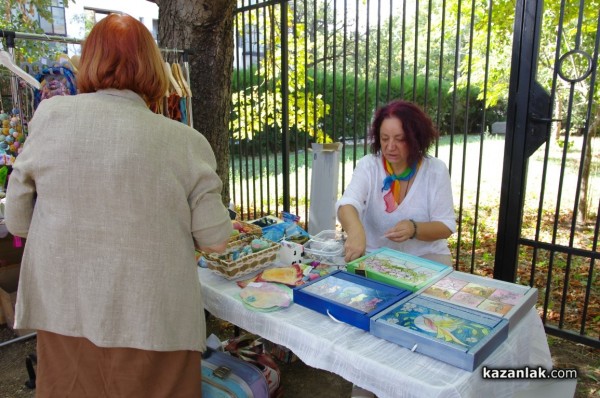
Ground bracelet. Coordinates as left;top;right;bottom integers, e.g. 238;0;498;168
409;219;417;239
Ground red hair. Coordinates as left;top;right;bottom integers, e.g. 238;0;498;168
369;100;439;166
77;14;168;107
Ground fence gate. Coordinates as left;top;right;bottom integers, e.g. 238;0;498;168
231;0;599;348
495;0;599;347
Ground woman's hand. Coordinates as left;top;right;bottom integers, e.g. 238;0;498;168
344;230;367;262
384;219;416;242
338;204;367;262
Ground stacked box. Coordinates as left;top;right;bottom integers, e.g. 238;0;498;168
293;270;412;331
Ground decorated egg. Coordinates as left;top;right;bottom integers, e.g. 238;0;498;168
5;136;13;144
13;141;20;149
0;113;8;120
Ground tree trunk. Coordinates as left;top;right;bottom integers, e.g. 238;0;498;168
553;91;562;141
578;129;591;225
154;0;236;206
578;107;600;224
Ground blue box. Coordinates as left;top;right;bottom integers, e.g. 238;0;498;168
370;295;509;371
346;248;452;292
293;270;412;331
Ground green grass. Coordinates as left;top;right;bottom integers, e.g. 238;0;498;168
229;133;600;236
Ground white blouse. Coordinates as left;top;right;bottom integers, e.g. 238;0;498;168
336;154;456;257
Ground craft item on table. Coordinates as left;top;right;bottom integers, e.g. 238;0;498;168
239;282;293;312
293;270;412;331
370;295;509;371
202;236;279;279
262;221;310;244
216;239;271;262
250;238;271;252
258;264;304;285
346;247;452;291
230;220;263;242
236;264;304;288
299;261;338;283
420;271;538;330
248;215;282;228
280;211;300;224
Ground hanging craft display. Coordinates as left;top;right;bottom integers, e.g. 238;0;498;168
0;109;27;166
33;65;77;109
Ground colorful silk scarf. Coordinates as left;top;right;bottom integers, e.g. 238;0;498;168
381;157;417;212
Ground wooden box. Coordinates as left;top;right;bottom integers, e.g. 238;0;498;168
346;248;452;292
293;270;412;331
419;271;538;331
370;295;509;371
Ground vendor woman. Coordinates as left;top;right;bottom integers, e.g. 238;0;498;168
336;99;456;266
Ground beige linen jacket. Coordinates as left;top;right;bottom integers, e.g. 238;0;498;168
5;89;232;352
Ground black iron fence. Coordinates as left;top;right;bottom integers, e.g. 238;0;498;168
230;0;599;348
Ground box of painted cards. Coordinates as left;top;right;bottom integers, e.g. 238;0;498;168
370;295;509;371
346;248;452;292
419;271;537;331
292;270;412;331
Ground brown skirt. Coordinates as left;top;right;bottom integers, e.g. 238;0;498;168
36;330;202;398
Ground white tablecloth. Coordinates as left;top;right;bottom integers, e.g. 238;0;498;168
199;267;553;398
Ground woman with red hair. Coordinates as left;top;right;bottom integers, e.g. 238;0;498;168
5;14;231;397
337;99;456;266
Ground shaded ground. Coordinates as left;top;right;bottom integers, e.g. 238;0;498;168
1;319;598;398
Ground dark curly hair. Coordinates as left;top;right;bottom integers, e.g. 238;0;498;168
369;100;439;166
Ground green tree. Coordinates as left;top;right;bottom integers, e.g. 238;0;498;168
0;0;70;64
230;4;330;144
